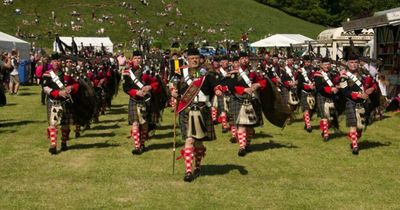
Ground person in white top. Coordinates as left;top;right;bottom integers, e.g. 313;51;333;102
376;73;389;120
117;52;127;73
9;49;20;95
360;57;378;78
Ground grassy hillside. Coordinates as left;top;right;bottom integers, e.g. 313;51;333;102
1;85;400;209
0;0;325;50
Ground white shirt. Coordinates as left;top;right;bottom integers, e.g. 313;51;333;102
363;63;377;78
378;79;387;97
10;58;18;76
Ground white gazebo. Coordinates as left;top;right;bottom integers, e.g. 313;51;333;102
0;31;31;60
250;34;314;48
53;36;113;53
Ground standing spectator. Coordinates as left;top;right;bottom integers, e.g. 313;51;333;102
9;49;20;95
0;52;12;106
376;73;389;119
117;51;127;73
35;60;43;85
30;51;37;84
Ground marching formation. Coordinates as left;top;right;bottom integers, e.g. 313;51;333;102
40;39;386;182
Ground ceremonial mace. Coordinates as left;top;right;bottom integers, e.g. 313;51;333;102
171;77;180;175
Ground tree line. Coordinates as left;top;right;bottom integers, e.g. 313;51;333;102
256;0;400;26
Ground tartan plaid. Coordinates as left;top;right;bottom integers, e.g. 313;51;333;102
128;98;150;124
316;93;333;119
216;95;226;114
229;96;262;127
47;99;73;126
300;91;316;112
345;100;364;127
179;103;216;141
228;97;241;125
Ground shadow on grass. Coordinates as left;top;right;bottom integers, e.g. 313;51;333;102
286;118;305;124
151;131;174;139
68;141;120;150
146;141;184;150
0;130;17;134
311;125;320;130
91;124;120;130
99;118;126;123
83;132;116;138
201;164;248;176
107;108;127;115
111;104;125;108
253;132;273;139
18;92;38;96
0;120;46;127
249;140;298;153
359;140;391;151
368;115;391;125
329;132;348;139
157;124;174;130
2;103;17;106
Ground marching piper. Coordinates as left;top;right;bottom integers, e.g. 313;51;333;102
171;48;223;182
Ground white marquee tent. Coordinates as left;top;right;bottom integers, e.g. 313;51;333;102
250;34;314;48
53;36;113;53
0;31;30;60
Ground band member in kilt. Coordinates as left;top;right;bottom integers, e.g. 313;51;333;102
93;62;110;122
123;50;160;155
63;56;84;138
172;48;223;182
297;55;316;132
266;54;283;91
209;56;230;133
226;52;266;156
314;57;340;141
42;53;80;154
281;55;299;122
227;56;241;143
339;54;377;155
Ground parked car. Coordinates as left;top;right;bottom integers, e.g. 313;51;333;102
198;46;216;56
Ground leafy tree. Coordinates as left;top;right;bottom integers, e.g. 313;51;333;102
255;0;400;26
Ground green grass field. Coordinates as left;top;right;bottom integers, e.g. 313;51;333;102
1;85;400;209
0;0;325;50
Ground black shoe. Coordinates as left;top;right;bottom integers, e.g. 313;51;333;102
238;148;246;157
101;110;105;115
61;142;68;151
131;147;142;155
304;125;312;133
321;133;329;142
352;146;359;155
229;137;237;143
222;128;228;133
194;168;201;178
75;132;80;138
184;172;194;182
48;147;57;155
